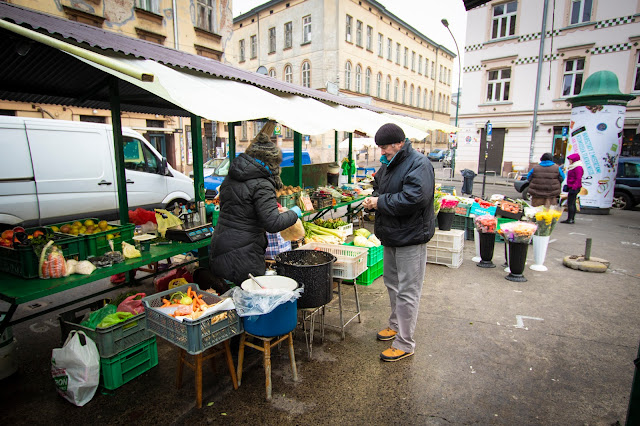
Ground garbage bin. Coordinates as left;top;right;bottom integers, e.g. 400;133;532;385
461;169;477;196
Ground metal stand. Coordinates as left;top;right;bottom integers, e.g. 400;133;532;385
324;278;362;340
299;306;325;358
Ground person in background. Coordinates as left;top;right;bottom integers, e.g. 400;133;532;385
562;153;583;224
363;123;435;362
527;152;566;207
209;134;302;285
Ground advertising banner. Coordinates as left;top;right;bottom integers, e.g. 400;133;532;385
565;105;626;208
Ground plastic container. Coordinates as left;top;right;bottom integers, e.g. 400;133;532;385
46;218;134;257
274;248;337;309
0;338;18;380
427;229;465;251
470;203;497;217
296;243;367;280
337;223;353;236
100;336;158;390
427;247;463;268
454;204;471;217
142;284;243;355
240;276;299;337
59;300;153;358
278;193;298;209
344;241;383;265
352;258;383;286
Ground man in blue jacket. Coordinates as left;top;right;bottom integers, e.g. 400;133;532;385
363;123;435;362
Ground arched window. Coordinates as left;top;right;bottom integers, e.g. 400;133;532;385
302;61;311;88
355;64;362;93
410;84;414;106
402;81;407;104
376;73;382;98
417;86;421;108
365;68;371;95
284;64;292;83
386;75;391;100
429;91;433;110
423;90;427;109
446;96;450;113
437;93;442;112
394;79;399;102
344;61;352;91
268;68;276;78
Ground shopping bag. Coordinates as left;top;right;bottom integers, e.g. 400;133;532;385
116;293;146;315
265;232;291;259
51;331;100;406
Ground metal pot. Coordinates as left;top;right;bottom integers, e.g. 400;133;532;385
274;250;336;309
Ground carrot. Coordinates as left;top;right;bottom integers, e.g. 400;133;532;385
187;286;192;298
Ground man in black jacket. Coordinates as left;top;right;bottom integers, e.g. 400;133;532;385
363;123;435;362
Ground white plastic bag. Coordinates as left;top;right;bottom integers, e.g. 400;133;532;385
51;331;100;406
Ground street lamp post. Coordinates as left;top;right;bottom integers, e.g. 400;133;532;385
481;120;491;199
441;19;461;178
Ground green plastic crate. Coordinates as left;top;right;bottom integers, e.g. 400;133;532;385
344;242;383;265
355;258;384;286
47;218;134;257
452;216;475;241
278;193;298;209
495;218;517;242
0;227;86;278
100;336;158;390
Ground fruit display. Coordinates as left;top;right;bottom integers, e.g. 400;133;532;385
51;218;120;240
276;185;302;197
1;227;56;249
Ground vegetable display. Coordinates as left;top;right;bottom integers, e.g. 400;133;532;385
314;218;348;229
302;221;346;245
161;286;226;321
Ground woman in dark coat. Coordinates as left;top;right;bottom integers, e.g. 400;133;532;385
209;134;301;285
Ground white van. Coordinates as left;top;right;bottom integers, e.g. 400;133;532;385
0;116;195;227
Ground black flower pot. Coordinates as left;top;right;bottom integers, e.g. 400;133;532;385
477;232;496;268
505;241;529;282
437;211;455;231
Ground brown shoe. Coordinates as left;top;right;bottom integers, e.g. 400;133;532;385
376;327;397;341
380;347;414;362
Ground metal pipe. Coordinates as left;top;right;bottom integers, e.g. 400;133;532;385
584;238;592;261
529;0;550;162
441;19;460;177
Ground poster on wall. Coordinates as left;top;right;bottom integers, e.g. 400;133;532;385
565;105;626;208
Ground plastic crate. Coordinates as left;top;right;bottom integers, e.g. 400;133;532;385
59;299;154;358
311;195;333;210
142;284;243;355
439;185;456;195
354;258;383;286
297;242;368;280
278;193;298;209
47;218;135;257
0;228;86;279
100;336;158;390
427;229;465;251
337;223;353;236
427;247;463;268
454;204;471;217
469;203;497;217
344;241;383;265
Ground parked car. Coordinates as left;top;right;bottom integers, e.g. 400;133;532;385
427;149;448;161
203;150;312;192
612;156;640;210
442;150;453;168
189;158;225;179
514;157;640;209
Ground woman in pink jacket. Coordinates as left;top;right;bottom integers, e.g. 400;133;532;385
562;153;584;224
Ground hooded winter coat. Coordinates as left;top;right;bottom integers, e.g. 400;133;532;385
209;153;298;284
566;153;584;191
372;142;436;247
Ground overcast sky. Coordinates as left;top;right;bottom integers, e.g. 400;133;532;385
232;0;468;90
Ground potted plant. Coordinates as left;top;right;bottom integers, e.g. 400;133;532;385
436;198;459;231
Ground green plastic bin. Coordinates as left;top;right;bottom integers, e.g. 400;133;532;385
100;336;158;390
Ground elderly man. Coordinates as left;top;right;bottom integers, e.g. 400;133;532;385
363;123;435;362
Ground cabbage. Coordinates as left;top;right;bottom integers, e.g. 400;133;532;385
354;228;371;238
367;235;381;246
353;235;374;247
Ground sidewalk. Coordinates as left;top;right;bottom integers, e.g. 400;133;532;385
2;209;639;425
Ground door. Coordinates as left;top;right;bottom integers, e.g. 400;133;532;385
26;121;118;222
478;128;505;173
122;136;168;208
552;135;567;164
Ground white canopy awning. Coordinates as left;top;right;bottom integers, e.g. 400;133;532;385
383;113;460;134
339;137;377;150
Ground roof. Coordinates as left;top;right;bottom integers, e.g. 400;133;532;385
234;0;456;58
463;0;493;11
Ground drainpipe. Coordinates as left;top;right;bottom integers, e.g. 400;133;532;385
529;0;550;163
172;0;186;171
432;46;439;151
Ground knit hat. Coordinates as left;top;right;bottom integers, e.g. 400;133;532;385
540;152;553;162
375;123;405;146
245;133;283;188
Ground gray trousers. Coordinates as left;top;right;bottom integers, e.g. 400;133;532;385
383;243;428;353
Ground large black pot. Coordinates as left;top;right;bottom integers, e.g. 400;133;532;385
477;232;496;268
505;242;529;282
274;250;336;309
437;211;455;231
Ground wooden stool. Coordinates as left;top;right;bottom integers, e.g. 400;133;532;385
176;340;238;408
237;332;298;401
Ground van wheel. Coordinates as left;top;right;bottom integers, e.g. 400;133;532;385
612;192;631;210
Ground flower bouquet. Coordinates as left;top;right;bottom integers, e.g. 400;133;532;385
498;221;538;244
433;190;445;214
533;207;563;236
474;215;497;233
439;198;459;213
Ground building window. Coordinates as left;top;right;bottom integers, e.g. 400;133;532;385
302;61;311;87
284;64;292;83
366;26;373;50
241;121;247;139
439;65;443;82
418;55;422;74
417;86;421;107
438;93;441;112
394;79;399;102
239;39;245;62
136;0;159;14
429;91;433;109
487;68;512;102
355;65;362;93
386;75;391;100
387;38;392;60
423;90;427;109
425;58;429;76
269;68;276;78
404;47;408;67
378;33;384;56
284;22;292;48
253;120;264;137
250;35;257;59
411;51;415;71
410;84;414;106
302;15;312;43
196;0;216;33
570;0;592;25
402;81;407;104
268;27;276;53
376;72;382;97
396;43;401;64
345;61;352;90
431;63;435;79
634;51;640;91
448;69;452;85
365;68;371;95
491;1;517;40
356;20;363;47
562;58;584;96
346;15;352;42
